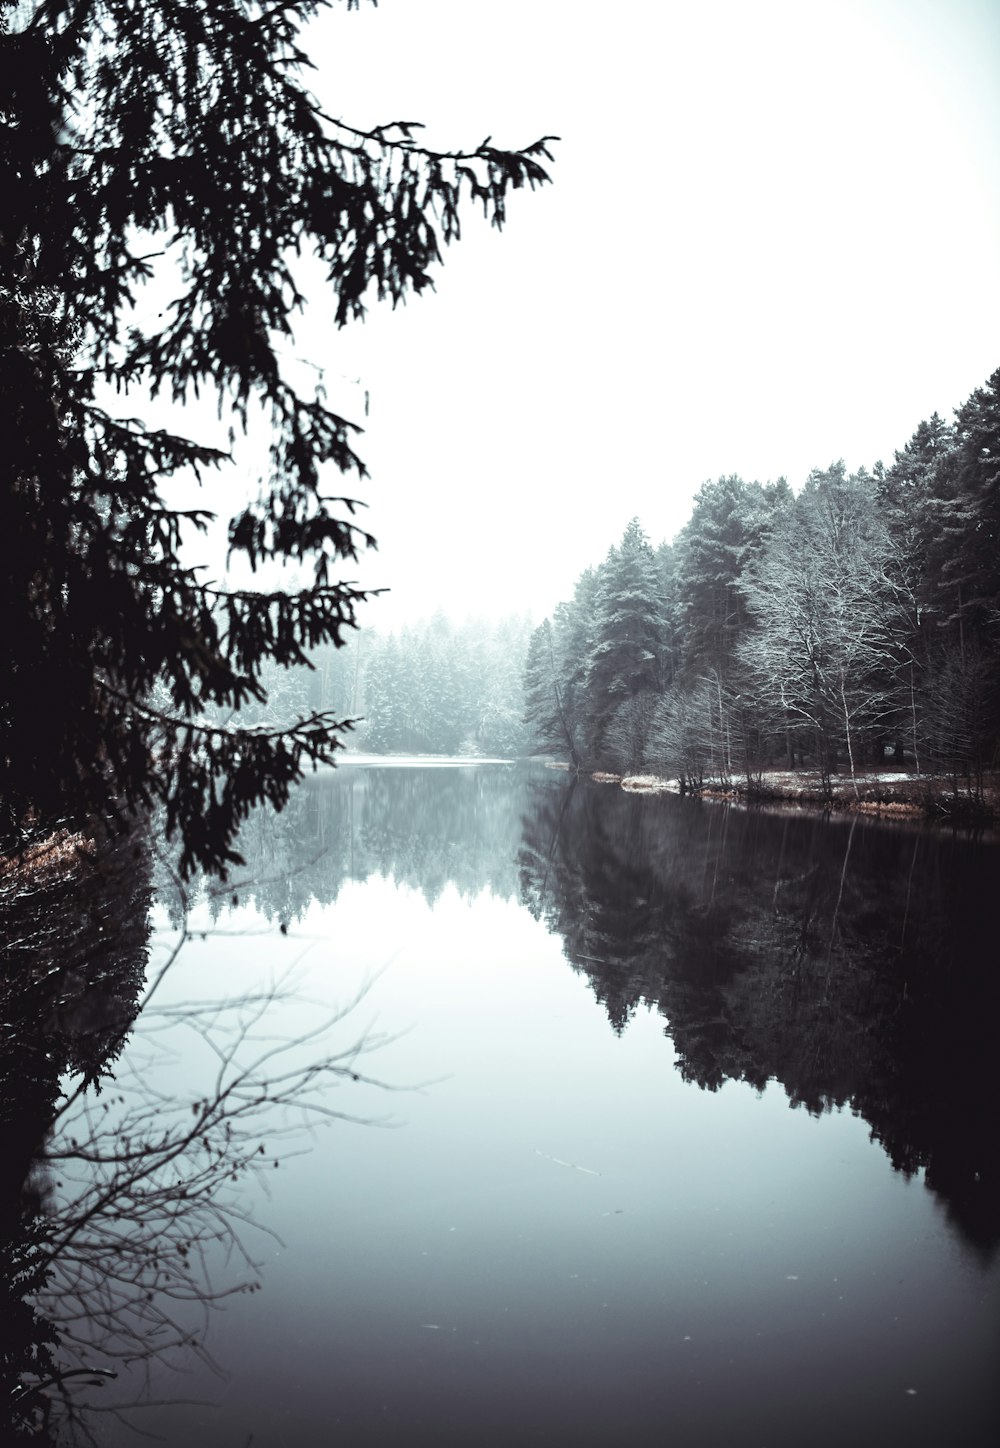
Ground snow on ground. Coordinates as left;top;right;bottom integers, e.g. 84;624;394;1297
742;769;925;792
335;753;514;767
616;768;956;797
620;775;678;793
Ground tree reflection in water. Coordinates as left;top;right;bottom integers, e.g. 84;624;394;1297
175;761;1000;1260
2;822;150;1441
2;826;397;1443
519;774;1000;1256
4;764;997;1437
214;762;526;926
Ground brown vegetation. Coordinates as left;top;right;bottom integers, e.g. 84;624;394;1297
0;829;91;883
614;768;1000;828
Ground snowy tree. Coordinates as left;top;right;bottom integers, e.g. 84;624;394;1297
739;467;899;793
674;476;773;685
523;619;580;763
583;518;664;763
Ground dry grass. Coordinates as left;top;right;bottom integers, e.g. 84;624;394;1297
606;767;998;828
854;800;924;817
621;775;677;794
0;829;91;883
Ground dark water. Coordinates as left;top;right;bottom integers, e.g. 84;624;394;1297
3;764;998;1445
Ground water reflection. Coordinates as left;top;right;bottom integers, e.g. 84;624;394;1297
1;824;151;1440
519;776;1000;1256
207;762;525;926
169;763;1000;1259
3;765;997;1441
25;980;393;1442
184;762;1000;1256
1;820;395;1442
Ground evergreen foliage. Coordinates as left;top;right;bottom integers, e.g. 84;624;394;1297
0;0;554;873
522;369;1000;796
192;762;528;924
674;475;767;684
350;614;532;757
523;618;579;764
583;518;664;763
518;767;1000;1252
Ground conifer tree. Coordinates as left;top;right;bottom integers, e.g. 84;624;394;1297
674;475;769;685
523;618;580;764
0;0;554;873
583;518;663;763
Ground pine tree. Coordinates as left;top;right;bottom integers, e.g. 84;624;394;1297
674;475;770;685
924;371;1000;652
911;373;1000;785
523;618;579;763
583;518;663;764
0;0;555;872
472;614;531;757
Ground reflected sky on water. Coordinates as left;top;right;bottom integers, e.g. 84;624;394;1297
13;765;999;1446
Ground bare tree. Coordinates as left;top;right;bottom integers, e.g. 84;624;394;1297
739;469;900;796
15;958;401;1443
602;691;660;774
2;824;403;1444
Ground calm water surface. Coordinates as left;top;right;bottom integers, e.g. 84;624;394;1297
14;764;1000;1445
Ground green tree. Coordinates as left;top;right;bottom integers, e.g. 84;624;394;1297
655;537;683;691
924;372;1000;651
473;613;531;757
0;0;554;873
655;477;784;782
583;517;664;764
675;476;766;684
556;570;601;755
355;615;529;758
877;377;1000;788
359;634;403;753
523;618;580;763
521;571;600;766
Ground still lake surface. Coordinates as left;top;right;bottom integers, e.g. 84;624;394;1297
36;764;1000;1445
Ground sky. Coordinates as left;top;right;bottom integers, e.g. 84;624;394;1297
225;1;1000;625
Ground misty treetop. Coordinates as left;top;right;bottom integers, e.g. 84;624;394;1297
259;612;533;760
523;368;1000;801
0;0;555;873
356;614;535;757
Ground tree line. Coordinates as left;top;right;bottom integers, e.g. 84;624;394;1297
230;612;533;759
343;613;531;757
523;369;1000;801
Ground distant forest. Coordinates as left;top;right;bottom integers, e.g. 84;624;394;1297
523;368;1000;797
254;614;534;758
257;369;998;791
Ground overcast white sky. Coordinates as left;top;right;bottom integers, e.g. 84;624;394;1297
259;0;1000;625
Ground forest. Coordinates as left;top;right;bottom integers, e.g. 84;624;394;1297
522;368;1000;808
295;366;999;814
296;613;533;758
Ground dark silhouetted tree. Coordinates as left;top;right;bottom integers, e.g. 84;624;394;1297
0;0;554;873
583;518;663;763
523;618;580;763
674;476;768;684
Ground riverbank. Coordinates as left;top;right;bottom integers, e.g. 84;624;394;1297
602;768;1000;828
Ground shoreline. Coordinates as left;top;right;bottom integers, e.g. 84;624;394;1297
591;768;999;832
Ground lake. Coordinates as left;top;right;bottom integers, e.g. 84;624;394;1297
11;763;1000;1445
